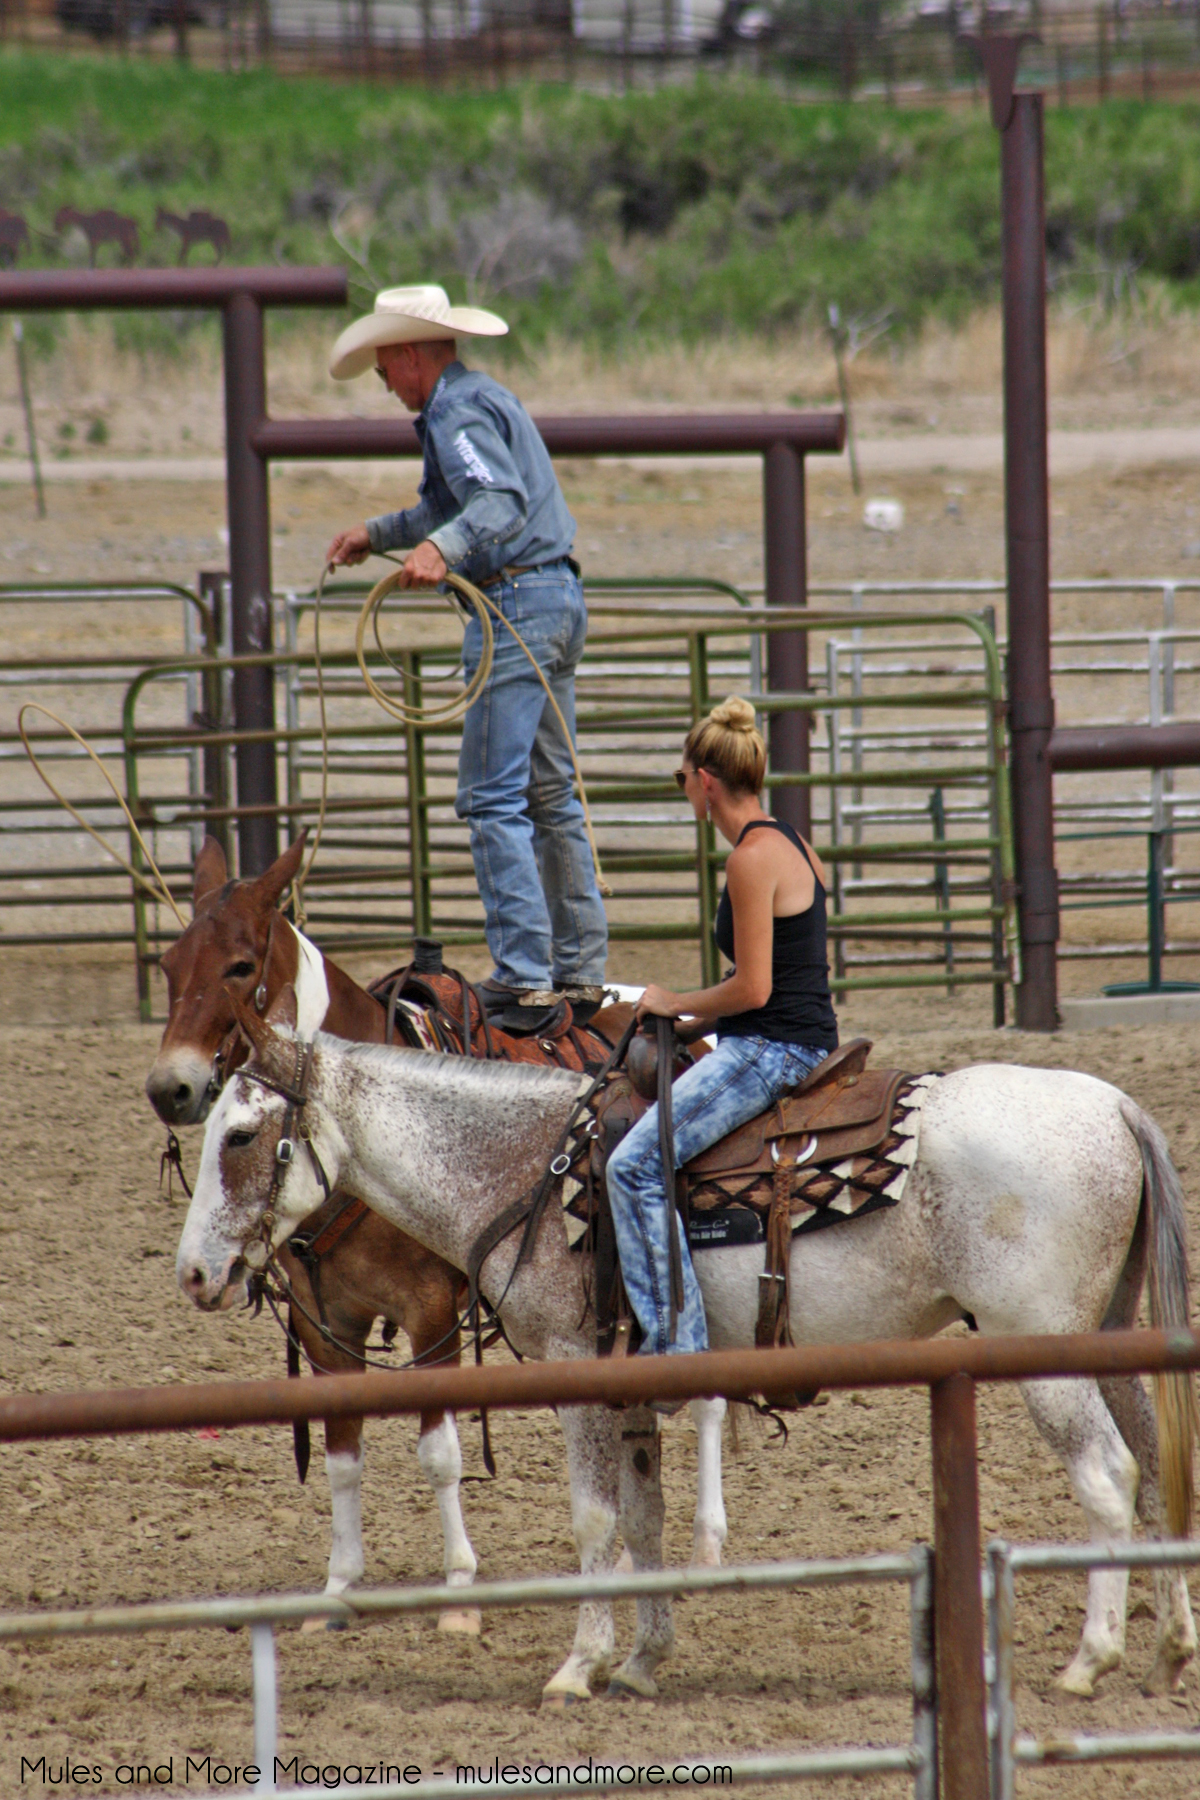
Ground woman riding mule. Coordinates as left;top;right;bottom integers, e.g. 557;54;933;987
179;949;1199;1702
609;697;838;1362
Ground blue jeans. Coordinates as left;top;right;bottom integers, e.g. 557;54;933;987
456;561;608;991
605;1036;828;1357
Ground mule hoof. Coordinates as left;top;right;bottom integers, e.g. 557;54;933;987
1056;1649;1118;1698
615;1548;634;1576
300;1614;348;1635
1142;1652;1190;1697
437;1607;483;1636
607;1673;659;1701
541;1688;591;1712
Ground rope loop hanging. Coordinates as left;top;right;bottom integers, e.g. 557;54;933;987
17;702;186;927
303;558;612;900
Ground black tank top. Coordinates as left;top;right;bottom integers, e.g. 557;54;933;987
713;818;839;1051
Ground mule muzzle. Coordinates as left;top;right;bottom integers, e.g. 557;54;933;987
146;1051;215;1126
177;1248;247;1312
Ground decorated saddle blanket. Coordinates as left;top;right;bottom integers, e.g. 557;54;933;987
560;1054;939;1253
684;1072;938;1250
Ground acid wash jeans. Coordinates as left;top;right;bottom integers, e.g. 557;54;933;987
605;1035;828;1357
456;559;608;992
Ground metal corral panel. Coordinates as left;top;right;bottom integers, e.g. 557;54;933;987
570;0;725;49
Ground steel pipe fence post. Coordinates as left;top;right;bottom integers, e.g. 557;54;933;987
403;649;433;939
197;569;232;863
986;1540;1016;1800
223;291;278;878
930;1372;988;1800
983;45;1061;1032
908;1542;939;1800
251;1621;277;1795
763;441;811;840
688;629;720;986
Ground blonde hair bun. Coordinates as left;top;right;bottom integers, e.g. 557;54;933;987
709;696;757;733
682;694;767;796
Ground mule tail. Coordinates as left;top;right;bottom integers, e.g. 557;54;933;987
1120;1097;1200;1538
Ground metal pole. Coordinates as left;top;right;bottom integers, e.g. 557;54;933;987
909;1543;939;1800
12;319;45;520
197;570;231;863
980;42;1059;1031
987;1540;1017;1800
763;441;810;840
1147;829;1164;992
223;292;279;876
930;1373;988;1800
250;1622;277;1794
827;303;861;493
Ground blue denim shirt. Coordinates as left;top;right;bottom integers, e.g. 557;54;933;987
365;361;577;585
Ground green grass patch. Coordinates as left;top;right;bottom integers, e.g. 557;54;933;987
2;50;1200;349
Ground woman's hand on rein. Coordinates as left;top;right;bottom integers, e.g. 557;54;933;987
637;983;683;1022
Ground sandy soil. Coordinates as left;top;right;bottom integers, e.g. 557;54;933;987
2;1004;1200;1800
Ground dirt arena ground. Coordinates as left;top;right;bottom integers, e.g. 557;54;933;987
6;327;1200;1797
3;997;1200;1800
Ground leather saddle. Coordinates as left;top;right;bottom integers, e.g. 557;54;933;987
586;1037;912;1408
367;947;620;1075
681;1039;906;1182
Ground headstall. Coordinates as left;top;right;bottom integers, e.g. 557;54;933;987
236;1037;332;1265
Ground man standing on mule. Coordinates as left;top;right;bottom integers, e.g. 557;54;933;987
326;286;608;1030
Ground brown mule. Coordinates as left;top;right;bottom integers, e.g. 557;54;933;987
148;835;483;1627
147;834;634;1626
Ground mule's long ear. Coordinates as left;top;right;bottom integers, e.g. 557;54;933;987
193;836;228;909
251;832;308;912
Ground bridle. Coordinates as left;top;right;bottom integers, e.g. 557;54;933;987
197;921;282;1116
235;1037;332;1270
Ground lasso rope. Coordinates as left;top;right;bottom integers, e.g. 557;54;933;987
17;702;186;927
293;558;611;923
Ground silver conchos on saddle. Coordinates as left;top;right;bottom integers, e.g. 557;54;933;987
684;1071;938;1249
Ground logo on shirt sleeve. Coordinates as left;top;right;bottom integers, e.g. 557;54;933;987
453;430;495;486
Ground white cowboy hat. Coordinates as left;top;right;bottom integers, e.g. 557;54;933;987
329;284;509;380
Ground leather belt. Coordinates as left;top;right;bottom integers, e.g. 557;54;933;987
479;563;536;589
478;555;580;590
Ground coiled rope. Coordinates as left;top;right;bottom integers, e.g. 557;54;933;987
293;557;611;924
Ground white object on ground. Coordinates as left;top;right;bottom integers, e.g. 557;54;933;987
863;497;905;532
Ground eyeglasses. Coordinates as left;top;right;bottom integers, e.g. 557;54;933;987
674;768;690;790
373;365;389;383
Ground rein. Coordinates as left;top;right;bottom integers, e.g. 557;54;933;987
465;1012;640;1348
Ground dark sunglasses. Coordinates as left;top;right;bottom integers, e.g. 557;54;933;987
373;365;389;383
674;767;691;790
